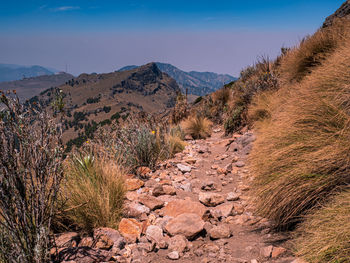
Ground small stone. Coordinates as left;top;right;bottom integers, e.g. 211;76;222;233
199;192;225;207
227;192;240;201
209;224;231;239
234;161;245;168
163;185;177;195
233;203;245;215
152;184;165;197
217;167;227;175
165;213;205;240
79;236;93;247
181;182;192;192
138;195;164;210
271;247;287;258
168;235;187;253
260;245;273;257
167;251;180;260
125;178;144;191
177;163;191;173
201;180;216;191
211;203;234;218
251;260;258;263
185;158;197;164
145;225;167;249
211;164;219;170
124;201;150;218
54;232;79;248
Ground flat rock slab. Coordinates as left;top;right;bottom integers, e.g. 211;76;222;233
162;198;207;218
199;192;225;207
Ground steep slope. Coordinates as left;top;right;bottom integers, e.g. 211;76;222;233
0;72;74;101
36;62;180;145
119;62;236;96
0;63;56;82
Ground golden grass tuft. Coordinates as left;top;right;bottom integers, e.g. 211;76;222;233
280;19;350;83
181;115;212;139
295;190;350;263
60;154;125;231
250;33;350;229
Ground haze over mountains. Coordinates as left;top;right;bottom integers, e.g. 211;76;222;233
119;62;236;96
0;63;58;82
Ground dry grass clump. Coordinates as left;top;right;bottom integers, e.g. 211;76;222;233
168;125;186;155
250;36;350;229
295;190;350;263
60;153;125;231
280;19;350;83
181;115;212;139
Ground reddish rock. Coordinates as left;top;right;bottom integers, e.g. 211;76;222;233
55;232;80;248
162;198;207;218
271;246;287;258
125;178;144;191
163;185;177;195
216;167;227;175
199;192;225;207
138;195;164;210
93;227;125;252
211;203;234;219
260;245;273;257
145;225;167;248
152;184;165;197
165;213;205;240
79;237;93;247
123;201;150;218
118;218;143;243
208;224;231;239
168;235;188;253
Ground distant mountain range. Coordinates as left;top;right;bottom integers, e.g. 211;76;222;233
0;72;74;101
0;63;60;82
118;62;236;96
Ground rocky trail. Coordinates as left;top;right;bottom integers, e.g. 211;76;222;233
56;128;301;263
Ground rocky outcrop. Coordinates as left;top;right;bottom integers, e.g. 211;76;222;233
323;1;350;27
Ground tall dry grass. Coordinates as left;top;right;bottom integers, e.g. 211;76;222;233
181;115;212;139
60;154;125;231
295;190;350;263
280;19;350;83
250;33;350;229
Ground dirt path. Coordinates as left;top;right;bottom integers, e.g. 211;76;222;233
143;128;296;263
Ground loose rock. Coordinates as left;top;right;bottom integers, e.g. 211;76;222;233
165;213;205;240
199;192;225;207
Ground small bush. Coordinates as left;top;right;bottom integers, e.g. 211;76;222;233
224;105;245;134
168;125;186;156
0;92;64;263
212;87;231;108
295;190;350;263
181;115;212;139
60;154;125;231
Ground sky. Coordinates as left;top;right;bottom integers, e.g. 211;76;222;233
0;0;345;76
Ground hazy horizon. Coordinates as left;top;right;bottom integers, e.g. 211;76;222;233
0;0;344;76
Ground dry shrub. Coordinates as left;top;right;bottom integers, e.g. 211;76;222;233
181;115;212;139
212;87;231;108
250;36;350;229
0;92;64;263
280;19;350;83
60;154;125;231
295;190;350;263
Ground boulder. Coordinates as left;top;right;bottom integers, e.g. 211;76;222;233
162;198;207;218
138;195;164;210
199;192;225;207
165;213;205;240
118;218;143;243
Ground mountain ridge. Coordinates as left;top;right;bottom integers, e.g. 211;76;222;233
118;62;236;96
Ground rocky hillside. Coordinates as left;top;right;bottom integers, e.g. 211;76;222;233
35;63;180;146
119;62;236;96
0;72;74;101
0;63;56;82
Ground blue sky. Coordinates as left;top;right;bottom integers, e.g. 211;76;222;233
0;0;345;76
